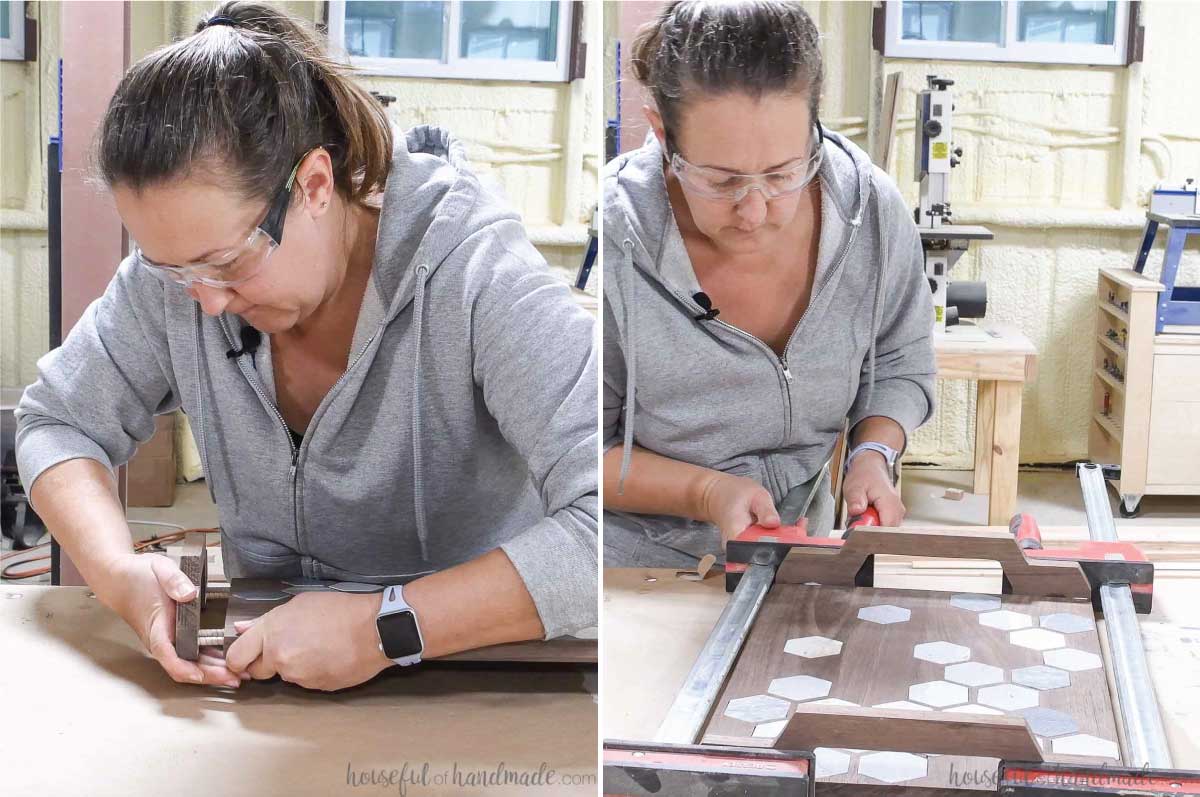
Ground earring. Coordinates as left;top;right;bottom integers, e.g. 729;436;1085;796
320;200;328;208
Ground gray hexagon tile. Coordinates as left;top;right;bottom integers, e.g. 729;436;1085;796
752;719;788;738
768;674;832;702
725;694;790;723
1017;707;1079;738
874;700;932;711
1012;665;1071;690
978;684;1040;711
1040;613;1096;634
784;635;843;658
1052;734;1120;759
979;609;1034;630
914;640;971;664
814;748;852;778
950;593;1002;612
945;703;1004;715
808;698;858;707
944;661;1004;687
859;751;928;784
1010;628;1067;652
909;680;969;708
858;604;912;624
1044;648;1103;672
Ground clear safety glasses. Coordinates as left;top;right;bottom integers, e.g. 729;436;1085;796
133;149;316;289
669;124;825;204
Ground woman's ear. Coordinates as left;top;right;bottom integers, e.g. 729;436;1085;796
297;148;336;217
644;105;668;150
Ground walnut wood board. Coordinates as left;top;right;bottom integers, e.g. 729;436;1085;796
700;584;1120;794
221;579;596;664
172;532;207;661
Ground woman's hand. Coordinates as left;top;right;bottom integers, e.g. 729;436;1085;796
225;591;394;691
842;451;905;526
96;552;245;688
700;472;781;550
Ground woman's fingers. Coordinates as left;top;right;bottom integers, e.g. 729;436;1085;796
148;554;197;603
749;489;780;527
844;481;869;516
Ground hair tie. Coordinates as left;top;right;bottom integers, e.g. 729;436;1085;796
204;15;237;29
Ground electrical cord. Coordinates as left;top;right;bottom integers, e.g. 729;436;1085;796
0;525;219;581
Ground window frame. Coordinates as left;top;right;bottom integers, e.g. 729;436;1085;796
882;0;1131;66
326;0;574;82
1;1;26;61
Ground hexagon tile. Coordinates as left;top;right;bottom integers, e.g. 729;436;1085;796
944;661;1004;687
1012;665;1071;690
1044;648;1103;672
914;640;971;664
945;703;1004;716
1017;707;1079;738
1052;734;1120;759
1040;613;1096;634
857;604;912;624
813;748;852;778
909;680;969;708
979;609;1034;631
1009;628;1067;652
768;674;832;702
950;593;1002;612
725;694;790;723
808;698;858;707
784;635;843;658
978;684;1040;711
859;751;928;784
874;700;932;711
752;719;788;738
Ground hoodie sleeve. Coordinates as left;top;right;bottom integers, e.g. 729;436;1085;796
466;222;598;640
15;258;181;507
846;172;937;449
601;234;627;454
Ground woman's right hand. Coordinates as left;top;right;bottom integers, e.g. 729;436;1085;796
96;552;244;688
699;472;781;551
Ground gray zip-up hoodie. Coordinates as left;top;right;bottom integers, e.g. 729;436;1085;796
17;126;597;640
603;128;936;554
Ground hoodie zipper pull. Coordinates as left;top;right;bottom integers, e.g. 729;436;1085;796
780;356;794;383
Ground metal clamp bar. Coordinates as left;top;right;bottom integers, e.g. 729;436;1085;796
1077;463;1172;768
655;554;777;745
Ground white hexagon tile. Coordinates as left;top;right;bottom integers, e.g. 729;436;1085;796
945;703;1004;716
813;748;852;778
1011;664;1071;690
857;604;912;624
1009;628;1067;652
784;635;843;658
1017;707;1079;738
724;694;790;723
859;751;928;784
913;640;971;664
909;680;969;708
1043;648;1103;672
752;719;788;738
808;698;858;707
950;593;1002;612
1040;612;1096;634
944;661;1004;687
978;684;1040;711
768;674;831;702
874;700;932;711
1052;733;1120;759
979;609;1034;631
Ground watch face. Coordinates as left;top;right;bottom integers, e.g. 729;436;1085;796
378;610;422;659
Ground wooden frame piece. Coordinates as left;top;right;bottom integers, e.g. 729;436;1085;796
775;526;1092;600
774;705;1043;761
173;532;208;661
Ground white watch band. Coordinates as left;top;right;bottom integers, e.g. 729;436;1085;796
376;583;424;666
845;441;901;484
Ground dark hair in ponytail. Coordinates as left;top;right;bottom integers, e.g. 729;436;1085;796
631;1;824;141
98;1;392;208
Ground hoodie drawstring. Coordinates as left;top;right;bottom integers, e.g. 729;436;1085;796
863;178;887;411
192;304;217;504
411;264;433;562
618;239;637;495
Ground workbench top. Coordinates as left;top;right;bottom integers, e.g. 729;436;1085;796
602;552;1200;767
3;586;597;797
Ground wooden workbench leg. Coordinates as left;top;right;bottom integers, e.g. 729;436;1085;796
973;380;996;495
987;381;1023;525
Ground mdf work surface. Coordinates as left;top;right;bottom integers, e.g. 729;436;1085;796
2;586;597;797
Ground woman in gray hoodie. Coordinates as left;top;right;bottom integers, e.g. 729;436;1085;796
603;1;937;566
16;3;596;690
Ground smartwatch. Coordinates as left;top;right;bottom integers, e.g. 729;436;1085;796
375;584;424;666
844;441;901;485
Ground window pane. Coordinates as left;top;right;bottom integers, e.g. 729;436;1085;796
901;1;1003;43
344;1;446;60
1;1;11;40
1018;1;1117;44
460;1;559;62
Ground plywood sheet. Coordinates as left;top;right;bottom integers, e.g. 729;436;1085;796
701;584;1120;794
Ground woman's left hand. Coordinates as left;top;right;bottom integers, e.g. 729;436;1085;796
842;451;906;527
225;591;393;691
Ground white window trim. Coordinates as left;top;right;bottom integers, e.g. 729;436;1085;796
326;0;573;82
883;0;1130;67
1;1;26;61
